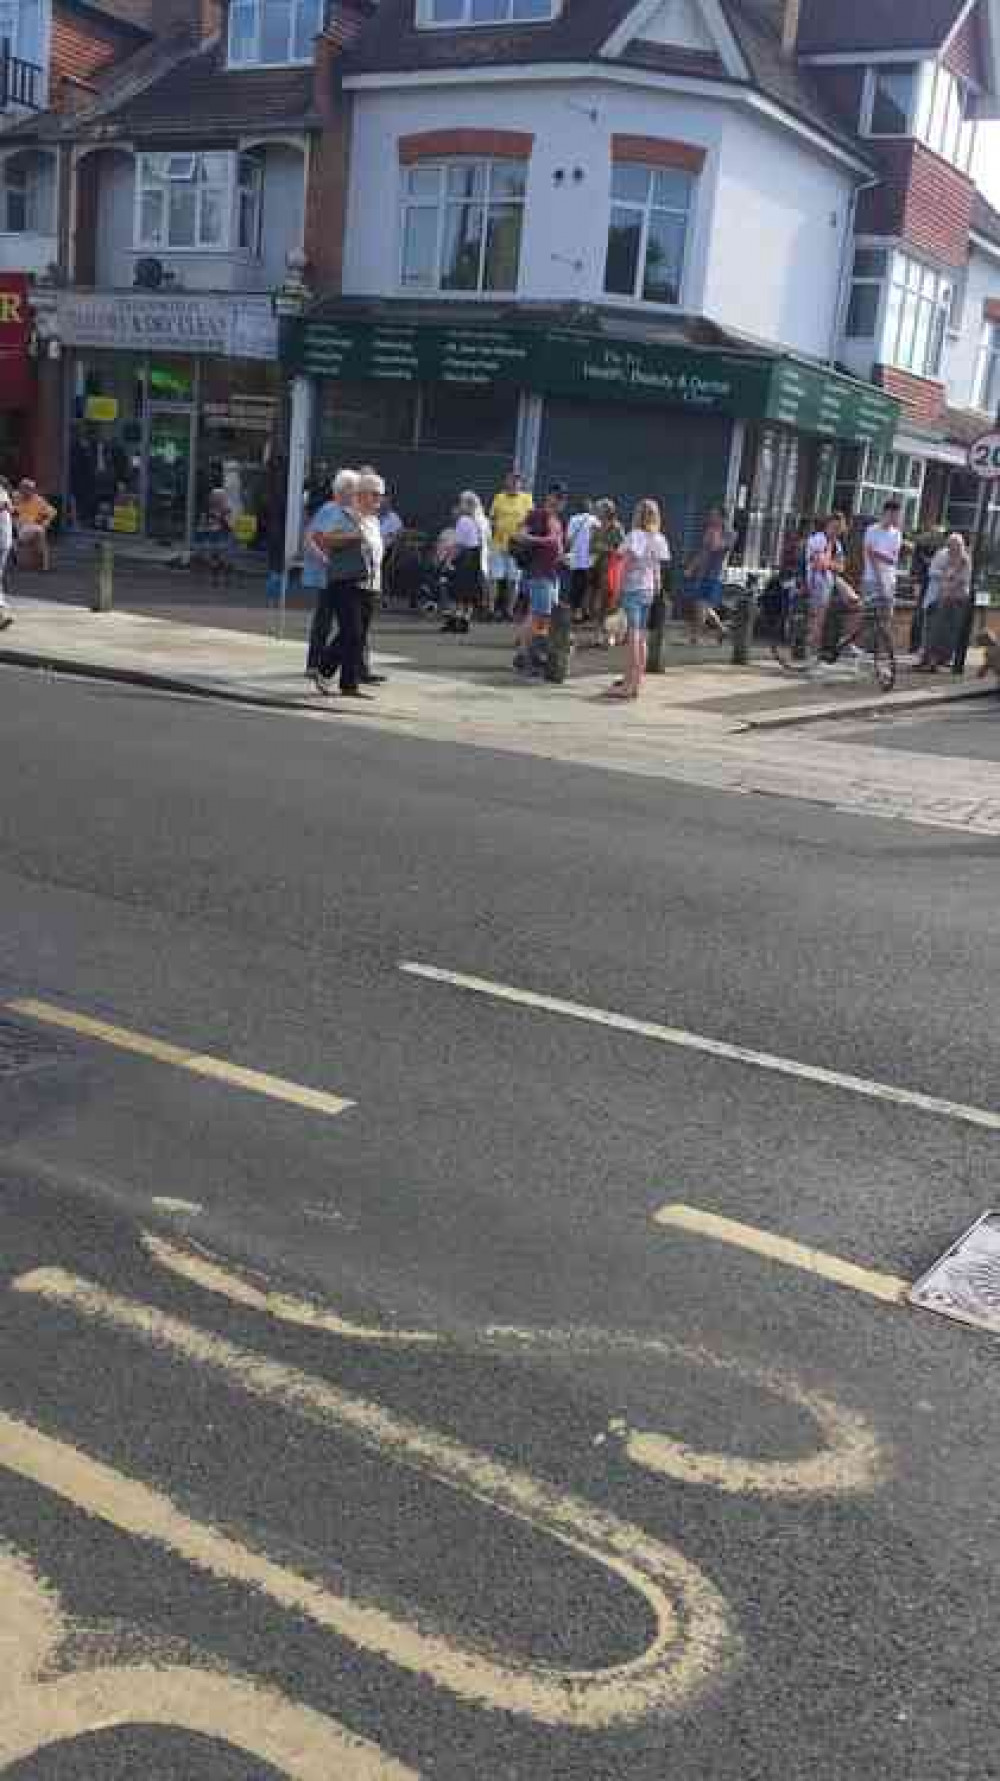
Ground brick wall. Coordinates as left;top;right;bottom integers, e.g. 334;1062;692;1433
857;141;974;270
945;4;986;85
874;364;946;427
304;35;351;293
399;129;535;163
50;4;133;103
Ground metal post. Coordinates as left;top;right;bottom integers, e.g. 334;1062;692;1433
280;373;313;642
92;538;113;612
731;574;757;666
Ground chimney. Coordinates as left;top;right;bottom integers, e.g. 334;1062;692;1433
781;0;801;59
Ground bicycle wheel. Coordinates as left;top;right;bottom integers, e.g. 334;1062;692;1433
872;613;896;692
771;594;814;674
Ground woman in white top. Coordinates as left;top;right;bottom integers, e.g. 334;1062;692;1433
917;532;972;671
607;498;670;701
452;490;492;622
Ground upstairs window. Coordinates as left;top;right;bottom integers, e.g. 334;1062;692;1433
419;0;555;25
846;247;887;339
867;65;917;135
974;322;1000;415
884;251;952;380
916;63;977;170
136;152;262;255
604;164;694;307
400;159;527;295
228;0;322;66
0;0;44;69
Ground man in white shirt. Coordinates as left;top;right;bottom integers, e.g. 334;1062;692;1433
566;498;598;620
0;482;12;631
863;499;903;610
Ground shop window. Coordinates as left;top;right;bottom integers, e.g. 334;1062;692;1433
603;164;694;307
418;0;555;25
856;446;924;529
228;0;322;65
400;159;527;295
974;321;1000;415
419;382;517;453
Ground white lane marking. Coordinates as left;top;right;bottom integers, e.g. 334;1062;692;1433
0;1545;416;1778
143;1234;884;1496
655;1204;910;1306
8;999;354;1120
400;961;1000;1134
11;1270;733;1727
143;1232;439;1347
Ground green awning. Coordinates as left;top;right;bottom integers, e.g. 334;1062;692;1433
283;314;899;450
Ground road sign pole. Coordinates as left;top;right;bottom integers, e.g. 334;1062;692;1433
955;420;1000;676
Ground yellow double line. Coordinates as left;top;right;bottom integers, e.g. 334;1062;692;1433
8;998;353;1120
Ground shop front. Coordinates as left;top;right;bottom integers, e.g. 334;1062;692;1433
284;305;900;566
0;272;37;486
57;290;280;553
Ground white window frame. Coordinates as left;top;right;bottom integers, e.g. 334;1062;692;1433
856;445;925;531
845;245;888;341
227;0;323;68
861;62;921;137
398;157;527;297
602;161;695;310
135;152;241;256
417;0;558;27
884;250;953;379
0;148;53;235
861;58;978;171
974;320;1000;414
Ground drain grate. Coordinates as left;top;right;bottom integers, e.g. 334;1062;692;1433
910;1212;1000;1335
0;1014;68;1079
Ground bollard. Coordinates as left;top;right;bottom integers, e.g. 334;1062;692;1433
730;575;757;667
92;539;114;613
544;600;574;683
646;591;667;674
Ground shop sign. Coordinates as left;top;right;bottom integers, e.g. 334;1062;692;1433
85;395;119;423
57;292;278;361
0;272;33;411
285;314;898;446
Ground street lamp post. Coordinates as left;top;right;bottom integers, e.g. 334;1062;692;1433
271;250;312;641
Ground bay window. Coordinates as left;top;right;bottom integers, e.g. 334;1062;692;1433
847;246;951;379
863;60;977;171
868;64;917;136
604;164;694;306
974;322;1000;416
400;159;526;295
136;152;262;255
228;0;322;66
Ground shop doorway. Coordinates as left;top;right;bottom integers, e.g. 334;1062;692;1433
146;406;196;545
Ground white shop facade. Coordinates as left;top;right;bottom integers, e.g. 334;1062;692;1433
55;289;280;550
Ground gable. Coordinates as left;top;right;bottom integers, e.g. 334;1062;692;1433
602;0;746;72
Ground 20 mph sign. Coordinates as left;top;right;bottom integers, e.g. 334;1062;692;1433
969;433;1000;479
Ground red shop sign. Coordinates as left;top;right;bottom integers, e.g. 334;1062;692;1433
0;273;35;411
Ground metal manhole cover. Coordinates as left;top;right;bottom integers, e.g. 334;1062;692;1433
910;1212;1000;1334
0;1015;67;1079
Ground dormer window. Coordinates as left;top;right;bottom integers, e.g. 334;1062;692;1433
419;0;556;27
867;65;917;136
862;61;977;172
228;0;323;66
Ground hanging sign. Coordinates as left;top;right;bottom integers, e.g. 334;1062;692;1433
968;432;1000;480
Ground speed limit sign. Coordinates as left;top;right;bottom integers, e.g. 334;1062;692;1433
969;432;1000;479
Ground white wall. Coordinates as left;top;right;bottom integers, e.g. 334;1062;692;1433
944;240;1000;411
88;143;305;294
342;77;855;359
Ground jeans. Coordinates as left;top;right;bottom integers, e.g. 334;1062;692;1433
319;581;370;691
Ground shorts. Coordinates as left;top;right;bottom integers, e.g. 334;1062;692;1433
527;577;558;619
863;584;895;613
622;592;652;631
688;577;724;609
490;549;521;584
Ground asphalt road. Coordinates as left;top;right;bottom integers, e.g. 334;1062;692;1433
2;666;1000;1779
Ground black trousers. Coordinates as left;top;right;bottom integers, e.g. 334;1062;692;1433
307;582;338;673
319;581;370;691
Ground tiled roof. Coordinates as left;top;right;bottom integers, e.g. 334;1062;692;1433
972;190;1000;248
341;0;868;160
99;39;316;135
797;0;967;56
68;0;152;33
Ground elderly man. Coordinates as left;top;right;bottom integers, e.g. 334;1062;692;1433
14;480;56;572
309;468;386;699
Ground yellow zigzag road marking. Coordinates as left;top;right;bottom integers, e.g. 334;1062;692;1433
11;1269;734;1728
8;999;354;1119
146;1233;887;1499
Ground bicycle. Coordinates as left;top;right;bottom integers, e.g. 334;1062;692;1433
771;583;896;692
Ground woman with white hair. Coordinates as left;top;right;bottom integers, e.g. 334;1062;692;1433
917;532;972;672
451;489;491;626
311;467;386;697
0;482;13;631
305;467;363;695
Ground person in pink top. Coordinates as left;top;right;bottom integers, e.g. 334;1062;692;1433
607;498;670;701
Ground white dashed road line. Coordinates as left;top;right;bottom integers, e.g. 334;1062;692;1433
401;962;1000;1134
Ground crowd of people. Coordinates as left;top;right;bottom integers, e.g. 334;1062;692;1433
301;464;745;702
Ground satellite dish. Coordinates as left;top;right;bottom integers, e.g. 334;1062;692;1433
134;257;165;290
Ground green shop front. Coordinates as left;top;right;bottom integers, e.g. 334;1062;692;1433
283;307;899;566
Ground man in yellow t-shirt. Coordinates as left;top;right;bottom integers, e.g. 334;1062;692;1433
489;469;533;621
15;480;57;571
